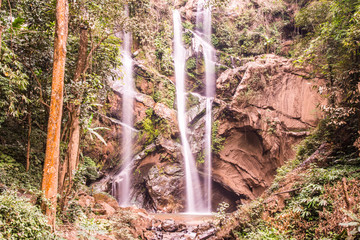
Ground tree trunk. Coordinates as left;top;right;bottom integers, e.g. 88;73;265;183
58;26;88;198
41;0;68;228
26;113;31;172
0;0;3;55
0;26;3;55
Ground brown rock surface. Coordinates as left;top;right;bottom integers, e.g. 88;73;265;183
93;192;119;210
212;54;326;202
154;102;179;135
78;194;95;208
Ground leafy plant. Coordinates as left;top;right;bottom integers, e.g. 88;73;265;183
77;217;111;240
215;202;230;226
339;210;360;239
0;151;43;190
0;190;56;239
212;120;225;153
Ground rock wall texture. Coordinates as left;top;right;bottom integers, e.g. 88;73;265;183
213;54;326;204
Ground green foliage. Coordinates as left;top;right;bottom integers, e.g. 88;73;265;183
61;199;88;224
141;117;159;144
294;0;360;110
212;120;225;153
227;199;266;237
0;45;29;126
214;202;230;226
152;77;176;108
186;57;197;71
196;152;205;165
280;165;360;238
74;156;99;187
154;22;174;76
182;23;193;46
186;57;205;91
269;120;332;190
186;92;200;109
208;0;230;8
0;190;56;239
137;108;161;144
236;226;288;240
212;0;287;61
0;151;43;191
265;117;278;134
77;217;112;239
339;210;360;238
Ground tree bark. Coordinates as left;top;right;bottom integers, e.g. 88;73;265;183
26;113;31;172
58;26;88;198
0;0;3;55
41;0;68;228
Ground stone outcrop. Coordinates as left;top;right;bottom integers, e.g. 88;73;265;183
212;54;326;202
145;165;183;212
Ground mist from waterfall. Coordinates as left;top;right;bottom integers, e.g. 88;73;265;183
196;0;216;212
173;10;206;213
111;29;135;207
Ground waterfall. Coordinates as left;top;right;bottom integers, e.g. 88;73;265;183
195;0;216;212
173;10;206;213
111;29;135;207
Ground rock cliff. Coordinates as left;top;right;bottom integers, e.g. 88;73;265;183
212;54;325;205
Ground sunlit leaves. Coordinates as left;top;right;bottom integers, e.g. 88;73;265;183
0;45;29;123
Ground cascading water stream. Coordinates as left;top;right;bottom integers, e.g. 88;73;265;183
195;0;216;212
111;29;135;207
173;10;206;213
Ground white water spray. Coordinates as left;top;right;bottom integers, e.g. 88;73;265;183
173;10;206;213
111;29;135;207
196;0;216;212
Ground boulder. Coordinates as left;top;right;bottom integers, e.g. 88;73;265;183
146;165;183;213
154;102;179;136
144;231;157;240
98;202;116;216
78;195;95;208
93;192;119;210
161;219;178;232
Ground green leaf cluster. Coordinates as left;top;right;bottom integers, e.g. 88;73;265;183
0;190;56;239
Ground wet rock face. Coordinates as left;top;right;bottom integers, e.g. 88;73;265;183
149;216;217;240
154;102;179;136
145;165;183;213
212;127;274;200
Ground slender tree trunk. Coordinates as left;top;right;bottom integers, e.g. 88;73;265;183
66;106;81;185
0;0;3;55
41;0;68;228
26;113;31;172
58;26;88;198
0;26;3;55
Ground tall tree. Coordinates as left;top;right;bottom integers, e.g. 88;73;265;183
58;23;88;198
0;0;2;55
58;0;125;202
41;0;69;227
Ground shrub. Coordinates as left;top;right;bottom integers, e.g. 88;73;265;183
0;190;56;239
0;152;42;191
212;120;225;153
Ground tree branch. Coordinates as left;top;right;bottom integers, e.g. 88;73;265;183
6;0;13;50
22;59;50;109
82;30;122;79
